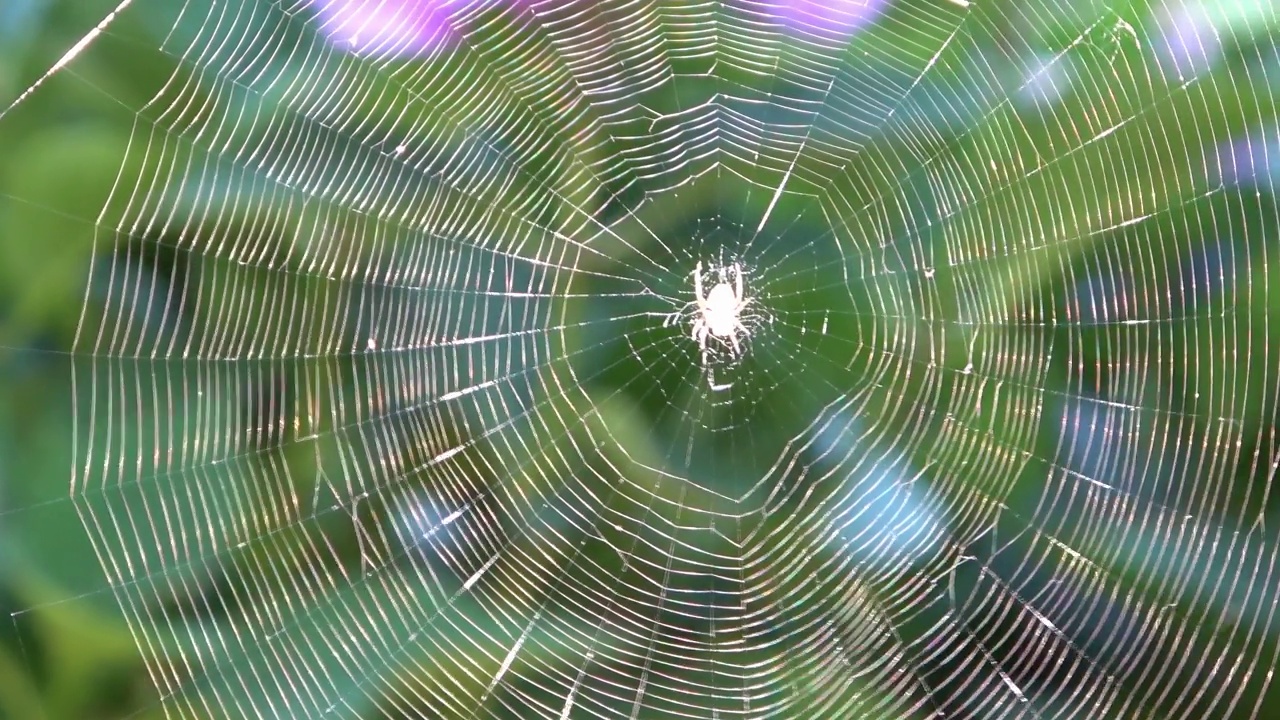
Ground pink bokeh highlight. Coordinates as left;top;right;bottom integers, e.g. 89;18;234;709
308;0;525;59
312;0;893;59
753;0;889;40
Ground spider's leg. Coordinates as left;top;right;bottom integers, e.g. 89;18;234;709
667;299;696;327
730;331;740;355
733;262;742;303
694;260;704;307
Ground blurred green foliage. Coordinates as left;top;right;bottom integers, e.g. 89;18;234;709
1;2;166;718
0;0;1278;719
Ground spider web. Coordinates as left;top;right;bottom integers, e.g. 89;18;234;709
5;0;1280;718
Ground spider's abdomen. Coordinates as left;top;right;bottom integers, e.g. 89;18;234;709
703;284;740;336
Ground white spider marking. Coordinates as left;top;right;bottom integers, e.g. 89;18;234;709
688;260;750;357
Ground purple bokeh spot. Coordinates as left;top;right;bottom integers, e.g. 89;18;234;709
1017;53;1070;109
753;0;889;40
309;0;510;59
1214;132;1280;188
1154;2;1222;82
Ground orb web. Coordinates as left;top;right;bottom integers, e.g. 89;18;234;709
18;0;1280;718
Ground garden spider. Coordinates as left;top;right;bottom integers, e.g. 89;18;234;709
688;260;751;356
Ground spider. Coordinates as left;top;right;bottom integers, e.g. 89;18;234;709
688;260;750;356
